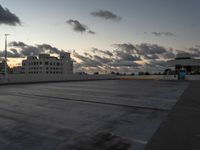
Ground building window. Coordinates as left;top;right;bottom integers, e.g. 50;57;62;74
45;62;49;65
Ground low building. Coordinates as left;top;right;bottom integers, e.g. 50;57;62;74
21;52;73;75
0;60;10;74
167;52;200;75
11;66;23;74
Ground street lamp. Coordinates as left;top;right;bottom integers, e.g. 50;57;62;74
4;34;9;81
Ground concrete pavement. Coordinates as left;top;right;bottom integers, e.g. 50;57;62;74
145;81;200;150
0;80;188;150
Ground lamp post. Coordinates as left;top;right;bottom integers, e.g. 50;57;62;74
109;55;112;74
4;34;9;81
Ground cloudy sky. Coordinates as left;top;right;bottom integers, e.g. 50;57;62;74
0;0;200;73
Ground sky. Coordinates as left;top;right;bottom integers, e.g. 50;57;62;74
0;0;200;73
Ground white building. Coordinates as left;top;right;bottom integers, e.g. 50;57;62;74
21;52;73;75
167;52;200;75
12;66;23;74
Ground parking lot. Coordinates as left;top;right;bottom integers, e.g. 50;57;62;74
0;80;188;150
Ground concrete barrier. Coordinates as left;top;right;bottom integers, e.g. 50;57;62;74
185;75;200;80
1;74;200;84
0;74;117;84
162;75;178;80
118;75;178;80
121;75;200;81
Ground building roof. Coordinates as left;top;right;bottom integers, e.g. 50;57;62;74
167;58;200;67
175;53;191;60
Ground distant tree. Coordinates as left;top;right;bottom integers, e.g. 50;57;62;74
138;72;145;75
131;73;135;76
94;72;99;75
111;71;116;75
79;72;87;75
116;72;120;76
145;72;150;75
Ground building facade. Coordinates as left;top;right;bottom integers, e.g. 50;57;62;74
11;66;23;74
21;52;73;75
167;53;200;75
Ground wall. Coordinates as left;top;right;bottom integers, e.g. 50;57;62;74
117;75;178;80
0;74;116;84
185;75;200;80
1;74;200;84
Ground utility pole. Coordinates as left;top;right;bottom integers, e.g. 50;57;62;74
4;34;9;82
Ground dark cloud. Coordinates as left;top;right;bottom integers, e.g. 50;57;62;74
73;47;142;73
147;60;167;72
136;43;167;55
73;52;102;67
111;61;141;67
37;44;61;54
84;52;93;58
149;60;167;67
114;43;168;60
152;32;174;37
93;55;110;64
66;19;87;33
90;10;121;21
66;19;95;34
0;49;22;58
8;41;62;57
113;43;135;53
0;4;21;26
161;50;176;59
88;30;95;34
9;48;23;58
9;41;27;47
21;46;43;56
143;54;159;60
90;48;113;57
114;50;141;61
111;42;178;73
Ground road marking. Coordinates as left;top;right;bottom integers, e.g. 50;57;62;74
128;137;148;145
